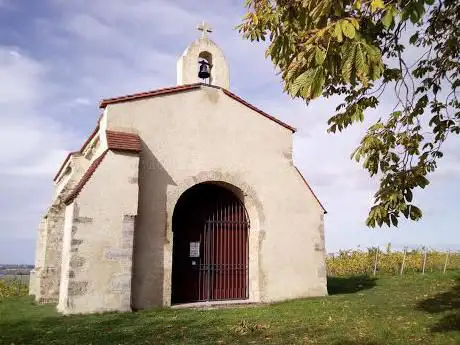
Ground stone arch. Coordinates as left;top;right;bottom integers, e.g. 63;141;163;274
198;50;213;84
163;171;266;305
177;38;230;89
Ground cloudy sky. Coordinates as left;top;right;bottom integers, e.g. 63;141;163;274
0;0;459;264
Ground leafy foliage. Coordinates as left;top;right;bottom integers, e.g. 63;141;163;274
238;0;460;227
0;278;29;300
327;248;460;275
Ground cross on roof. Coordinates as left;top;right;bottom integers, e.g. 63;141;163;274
197;21;212;38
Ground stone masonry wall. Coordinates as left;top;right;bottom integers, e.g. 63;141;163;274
36;203;65;304
31;154;91;303
29;217;47;296
58;151;139;314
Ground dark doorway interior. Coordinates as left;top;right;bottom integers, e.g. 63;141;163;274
171;183;249;304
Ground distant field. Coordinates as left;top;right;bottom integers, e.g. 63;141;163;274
327;249;460;276
0;272;459;345
0;274;29;300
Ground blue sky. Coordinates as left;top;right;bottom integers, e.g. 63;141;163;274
0;0;459;264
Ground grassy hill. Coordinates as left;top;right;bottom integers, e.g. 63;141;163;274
0;272;459;345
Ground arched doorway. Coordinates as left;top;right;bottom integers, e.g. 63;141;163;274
171;183;249;304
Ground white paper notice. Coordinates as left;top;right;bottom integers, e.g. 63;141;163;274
189;242;200;258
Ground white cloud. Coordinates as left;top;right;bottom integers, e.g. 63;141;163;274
72;98;91;106
0;46;80;257
0;47;79;176
0;49;45;105
1;0;460;264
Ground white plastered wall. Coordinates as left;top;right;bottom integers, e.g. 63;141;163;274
105;86;327;309
58;151;139;314
57;202;74;312
177;38;229;89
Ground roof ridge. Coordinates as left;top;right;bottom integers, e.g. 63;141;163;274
98;83;296;132
99;83;203;109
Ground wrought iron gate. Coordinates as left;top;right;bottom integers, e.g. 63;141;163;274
172;184;249;303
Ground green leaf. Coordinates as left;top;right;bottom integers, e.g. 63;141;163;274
382;9;394;28
341;44;355;82
390;213;398;227
289;70;312;96
355;44;367;78
409;32;419;44
349;18;360;30
409;205;422;221
371;0;385;14
314;47;326;66
333;23;343;42
353;0;362;10
384;216;391;227
405;189;413;202
309;67;325;98
341;21;356;39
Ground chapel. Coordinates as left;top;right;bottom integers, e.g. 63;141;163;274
29;23;328;314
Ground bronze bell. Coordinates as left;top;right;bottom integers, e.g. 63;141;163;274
198;60;211;79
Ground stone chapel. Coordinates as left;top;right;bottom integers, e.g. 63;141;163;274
29;23;327;314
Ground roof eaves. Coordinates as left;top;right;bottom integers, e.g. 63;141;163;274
54;125;101;182
63;150;108;205
99;83;203;109
294;166;327;214
53;151;80;182
106;130;142;153
221;88;297;133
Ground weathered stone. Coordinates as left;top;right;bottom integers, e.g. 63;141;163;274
68;281;88;296
105;249;132;260
70;256;85;269
71;239;83;246
34;29;328;315
111;274;132;292
74;217;93;224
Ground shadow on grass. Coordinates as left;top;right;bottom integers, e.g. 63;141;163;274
0;313;229;345
327;275;377;295
417;277;460;332
0;313;384;345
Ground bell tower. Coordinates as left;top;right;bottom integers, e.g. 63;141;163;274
177;21;230;89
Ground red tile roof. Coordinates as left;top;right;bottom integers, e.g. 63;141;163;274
63;150;108;205
54;114;106;182
99;83;202;108
99;83;296;133
106;130;142;152
79;124;100;153
53;125;100;182
62;131;142;205
294;167;327;214
53;151;80;182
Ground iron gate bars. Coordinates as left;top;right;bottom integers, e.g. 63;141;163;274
197;198;249;301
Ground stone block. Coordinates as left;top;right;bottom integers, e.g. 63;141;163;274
105;248;132;260
68;281;88;296
74;217;93;224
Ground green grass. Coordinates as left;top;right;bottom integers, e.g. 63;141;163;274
1;272;459;345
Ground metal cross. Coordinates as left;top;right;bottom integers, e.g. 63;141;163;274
197;21;213;38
